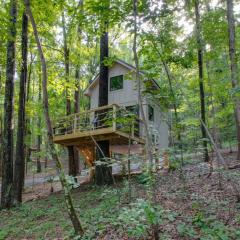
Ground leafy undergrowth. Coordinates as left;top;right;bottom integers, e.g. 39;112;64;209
1;160;240;239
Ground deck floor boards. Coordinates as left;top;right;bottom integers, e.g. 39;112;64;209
53;127;145;146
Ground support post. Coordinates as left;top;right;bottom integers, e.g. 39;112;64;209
73;115;77;133
113;104;117;131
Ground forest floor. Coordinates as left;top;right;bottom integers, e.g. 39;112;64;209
0;150;240;239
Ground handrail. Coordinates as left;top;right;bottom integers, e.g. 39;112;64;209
53;103;120;124
53;104;144;140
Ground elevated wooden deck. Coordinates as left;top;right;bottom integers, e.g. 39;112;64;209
53;104;145;147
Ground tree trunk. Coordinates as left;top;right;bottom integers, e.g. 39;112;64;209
24;0;84;235
36;72;42;173
1;0;17;209
13;12;28;205
205;56;222;149
0;116;2;178
0;71;3;178
132;0;153;167
152;44;181;147
73;67;80;174
194;0;209;162
226;0;240;160
95;28;113;185
25;51;33;165
62;12;79;176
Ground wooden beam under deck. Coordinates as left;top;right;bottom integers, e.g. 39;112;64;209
53;127;145;147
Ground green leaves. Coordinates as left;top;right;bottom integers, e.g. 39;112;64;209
117;199;161;238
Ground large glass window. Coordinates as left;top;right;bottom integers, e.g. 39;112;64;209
148;105;154;121
110;75;123;91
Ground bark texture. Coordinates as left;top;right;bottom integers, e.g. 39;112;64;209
13;12;28;204
62;12;79;176
24;0;84;235
1;0;17;209
36;73;42;173
95;29;113;185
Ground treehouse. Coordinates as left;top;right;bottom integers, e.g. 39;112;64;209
53;59;168;167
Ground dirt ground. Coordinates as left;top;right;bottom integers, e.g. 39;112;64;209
0;149;240;239
22;148;240;203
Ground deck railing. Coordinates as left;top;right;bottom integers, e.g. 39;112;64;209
53;104;144;139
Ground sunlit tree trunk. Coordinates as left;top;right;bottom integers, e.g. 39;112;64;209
133;1;157;239
226;0;240;160
61;12;78;176
36;72;42;173
24;0;84;235
194;0;209;162
13;12;28;204
25;51;33;165
1;0;17;209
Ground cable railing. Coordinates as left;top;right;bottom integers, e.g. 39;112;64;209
53;104;144;140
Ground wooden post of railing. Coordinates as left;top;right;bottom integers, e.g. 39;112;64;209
113;104;117;131
73;115;77;133
131;119;135;138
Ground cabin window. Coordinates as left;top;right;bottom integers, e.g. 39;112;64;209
148;105;154;121
110;75;123;91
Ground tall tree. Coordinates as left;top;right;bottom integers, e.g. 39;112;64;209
62;12;78;176
194;0;209;162
95;23;113;185
24;0;84;235
1;0;17;209
132;0;153;167
226;0;240;160
13;12;28;204
73;63;80;175
36;72;42;173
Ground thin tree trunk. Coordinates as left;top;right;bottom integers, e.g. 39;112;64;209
205;56;222;149
36;72;42;173
24;0;84;235
1;0;17;209
133;1;157;239
25;51;33;164
132;0;153;168
13;12;28;204
226;0;240;160
194;0;209;162
73;67;80;174
62;12;78;176
152;44;182;146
